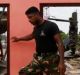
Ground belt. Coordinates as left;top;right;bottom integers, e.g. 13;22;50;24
36;52;57;57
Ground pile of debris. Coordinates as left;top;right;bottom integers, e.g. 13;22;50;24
65;57;80;75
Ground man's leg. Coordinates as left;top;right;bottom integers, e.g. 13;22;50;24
51;55;60;75
43;54;60;75
19;58;42;75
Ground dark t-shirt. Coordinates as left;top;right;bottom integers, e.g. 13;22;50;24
33;20;60;54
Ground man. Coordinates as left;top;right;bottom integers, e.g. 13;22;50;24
69;18;77;55
12;6;65;75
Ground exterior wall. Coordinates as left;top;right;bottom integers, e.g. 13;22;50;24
0;0;80;75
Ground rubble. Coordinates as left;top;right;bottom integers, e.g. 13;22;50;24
65;57;80;75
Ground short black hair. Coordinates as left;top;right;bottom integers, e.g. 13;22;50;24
25;6;40;15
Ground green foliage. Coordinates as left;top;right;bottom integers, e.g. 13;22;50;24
60;31;68;40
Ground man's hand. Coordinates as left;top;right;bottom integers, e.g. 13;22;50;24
11;37;20;42
58;63;66;75
12;33;34;42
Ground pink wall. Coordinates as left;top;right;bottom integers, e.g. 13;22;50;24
0;0;80;75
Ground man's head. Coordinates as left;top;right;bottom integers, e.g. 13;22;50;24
25;6;42;25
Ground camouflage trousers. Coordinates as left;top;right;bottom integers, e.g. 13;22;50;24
19;53;60;75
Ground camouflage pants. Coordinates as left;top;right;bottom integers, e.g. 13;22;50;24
19;53;60;75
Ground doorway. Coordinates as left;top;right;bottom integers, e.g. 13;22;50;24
0;4;10;75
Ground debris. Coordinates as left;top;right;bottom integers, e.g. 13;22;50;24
65;57;80;75
65;61;74;69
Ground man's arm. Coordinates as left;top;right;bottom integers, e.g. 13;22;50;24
54;33;64;64
54;33;65;75
12;33;34;42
